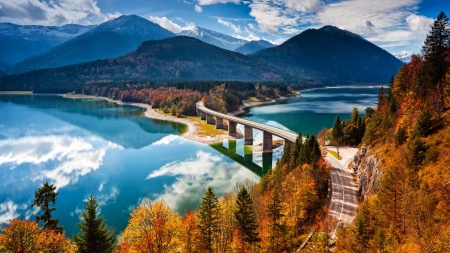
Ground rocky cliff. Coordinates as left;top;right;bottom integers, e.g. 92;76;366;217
352;146;383;200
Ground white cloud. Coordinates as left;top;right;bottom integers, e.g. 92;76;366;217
197;0;241;5
148;151;259;212
285;0;323;12
0;0;121;25
0;200;27;225
96;187;119;207
195;5;203;13
0;135;120;189
152;135;180;146
406;13;434;39
218;18;241;33
149;16;196;33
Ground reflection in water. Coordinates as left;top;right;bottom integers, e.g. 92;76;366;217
0;95;258;237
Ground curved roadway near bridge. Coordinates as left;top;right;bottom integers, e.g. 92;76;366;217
196;101;358;236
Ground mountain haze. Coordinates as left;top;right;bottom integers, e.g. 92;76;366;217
0;23;93;66
252;25;403;84
11;15;175;74
234;40;275;55
1;36;284;92
178;27;247;51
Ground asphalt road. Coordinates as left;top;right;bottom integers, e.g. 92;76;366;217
325;154;358;237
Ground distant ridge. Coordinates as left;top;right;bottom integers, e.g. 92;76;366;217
234;40;275;55
0;22;93;66
11;15;175;74
178;26;247;51
252;25;403;84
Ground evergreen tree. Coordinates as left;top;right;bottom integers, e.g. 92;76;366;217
422;11;450;111
267;190;286;253
31;182;62;232
351;107;360;126
73;194;115;253
235;187;260;250
289;132;303;170
332;115;343;154
198;186;220;253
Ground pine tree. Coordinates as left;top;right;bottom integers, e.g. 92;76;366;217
235;187;260;250
198;187;220;253
267;190;286;253
31;182;62;232
422;11;450;111
332;115;343;154
73;194;115;253
289;132;303;170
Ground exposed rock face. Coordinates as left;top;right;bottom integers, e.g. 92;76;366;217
352;146;383;200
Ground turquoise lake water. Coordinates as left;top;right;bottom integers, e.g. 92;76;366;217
0;87;379;236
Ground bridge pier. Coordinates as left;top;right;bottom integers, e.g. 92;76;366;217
200;111;206;120
228;140;236;154
206;114;215;124
228;121;237;135
196;108;200;116
263;131;273;153
262;152;273;172
244;126;253;145
216;117;223;129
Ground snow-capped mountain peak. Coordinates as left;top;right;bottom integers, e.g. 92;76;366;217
178;26;247;51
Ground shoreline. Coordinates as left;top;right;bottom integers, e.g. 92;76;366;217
63;94;245;145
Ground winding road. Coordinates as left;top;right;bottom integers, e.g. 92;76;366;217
325;151;358;237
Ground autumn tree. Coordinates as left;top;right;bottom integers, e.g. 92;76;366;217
235;187;260;251
73;194;115;253
0;219;74;253
181;209;199;253
332;115;343;154
120;199;182;252
198;187;220;253
31;182;62;232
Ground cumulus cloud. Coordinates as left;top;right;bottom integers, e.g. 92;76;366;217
0;135;120;189
195;5;203;13
197;0;242;5
0;0;121;25
148;16;196;33
147;151;259;212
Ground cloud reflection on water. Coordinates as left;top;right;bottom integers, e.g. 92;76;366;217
147;150;259;213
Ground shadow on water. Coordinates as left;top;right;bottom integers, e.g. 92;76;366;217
209;141;273;177
0;95;187;148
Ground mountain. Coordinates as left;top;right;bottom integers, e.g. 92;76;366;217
252;25;403;84
395;52;413;63
1;36;285;93
234;40;275;55
11;15;175;74
0;23;93;65
178;27;247;51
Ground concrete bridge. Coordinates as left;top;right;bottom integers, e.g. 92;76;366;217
196;102;298;152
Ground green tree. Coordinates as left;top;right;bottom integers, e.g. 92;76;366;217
235;187;260;251
31;182;62;232
395;126;408;146
422;11;450;111
332;115;343;154
198;187;220;253
73;194;115;253
266;190;286;253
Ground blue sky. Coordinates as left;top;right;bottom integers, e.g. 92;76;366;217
0;0;448;55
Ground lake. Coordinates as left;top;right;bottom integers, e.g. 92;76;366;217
0;87;379;236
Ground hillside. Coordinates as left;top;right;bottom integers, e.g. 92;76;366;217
334;12;450;252
0;36;285;93
0;23;93;66
234;40;275;54
178;26;247;50
252;25;402;84
11;15;175;74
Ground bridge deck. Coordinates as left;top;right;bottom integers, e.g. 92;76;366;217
196;102;298;142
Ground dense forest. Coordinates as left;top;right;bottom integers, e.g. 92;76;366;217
332;12;450;252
